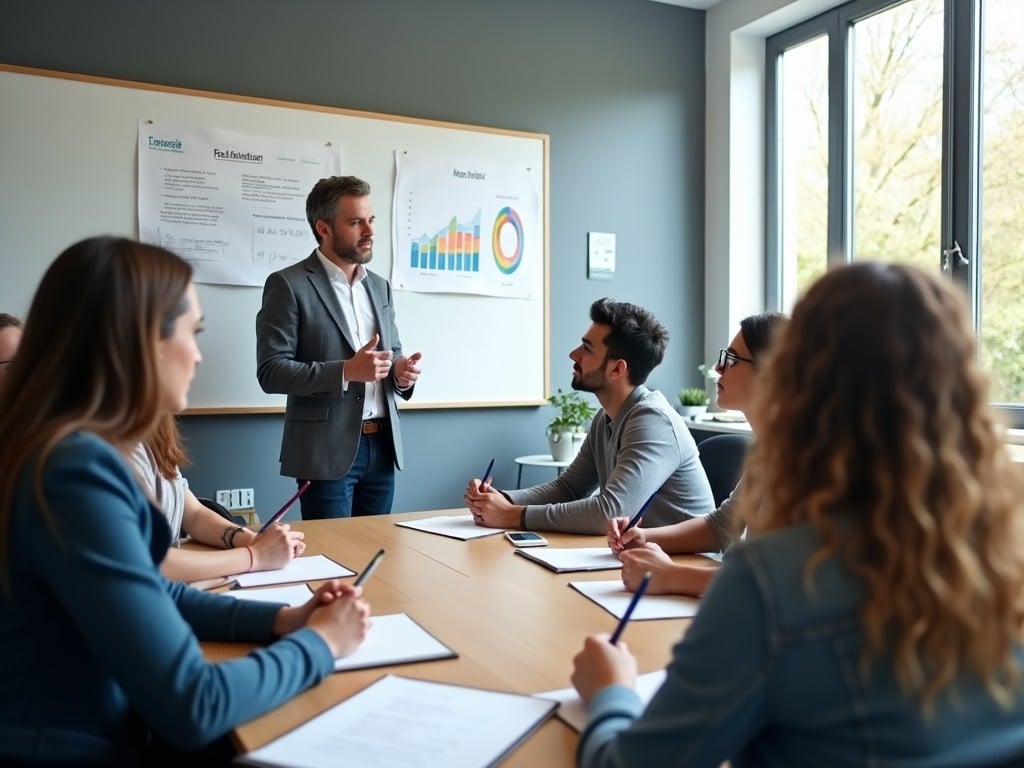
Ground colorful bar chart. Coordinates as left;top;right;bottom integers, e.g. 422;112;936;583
410;210;482;272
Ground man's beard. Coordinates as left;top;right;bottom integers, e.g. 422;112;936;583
334;235;373;265
571;367;603;393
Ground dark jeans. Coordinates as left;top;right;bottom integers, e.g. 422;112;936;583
298;431;396;520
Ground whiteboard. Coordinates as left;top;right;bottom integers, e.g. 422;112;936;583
0;65;549;412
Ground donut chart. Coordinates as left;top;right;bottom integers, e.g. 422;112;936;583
492;206;524;274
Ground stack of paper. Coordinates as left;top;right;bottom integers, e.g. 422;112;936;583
332;613;456;672
226;585;313;607
395;513;506;540
514;547;623;573
231;554;354;588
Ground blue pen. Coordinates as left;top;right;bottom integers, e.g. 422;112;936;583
610;571;651;645
480;458;495;488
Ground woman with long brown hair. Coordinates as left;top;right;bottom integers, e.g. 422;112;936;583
0;237;370;766
572;262;1024;766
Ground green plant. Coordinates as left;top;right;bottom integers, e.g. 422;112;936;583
547;389;597;434
679;387;708;407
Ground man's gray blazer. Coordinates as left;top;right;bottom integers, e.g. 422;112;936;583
256;252;412;480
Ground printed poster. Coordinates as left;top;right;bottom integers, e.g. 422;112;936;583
138;120;340;286
392;150;542;298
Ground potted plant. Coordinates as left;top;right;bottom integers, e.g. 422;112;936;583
678;387;708;420
546;389;597;462
698;362;723;413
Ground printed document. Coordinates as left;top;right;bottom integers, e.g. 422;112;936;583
240;675;556;768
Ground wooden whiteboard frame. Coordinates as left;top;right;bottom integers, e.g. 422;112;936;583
0;64;550;414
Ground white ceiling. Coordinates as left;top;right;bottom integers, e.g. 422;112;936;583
649;0;724;9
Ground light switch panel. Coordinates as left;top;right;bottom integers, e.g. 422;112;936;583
588;232;615;280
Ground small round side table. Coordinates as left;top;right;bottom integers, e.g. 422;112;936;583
513;454;570;488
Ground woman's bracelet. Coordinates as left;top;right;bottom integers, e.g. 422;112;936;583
245;545;254;572
224;526;245;549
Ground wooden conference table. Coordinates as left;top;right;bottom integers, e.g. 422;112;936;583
200;509;707;765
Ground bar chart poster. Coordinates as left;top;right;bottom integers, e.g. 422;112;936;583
391;150;541;298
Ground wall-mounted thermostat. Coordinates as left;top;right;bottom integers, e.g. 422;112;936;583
587;232;616;280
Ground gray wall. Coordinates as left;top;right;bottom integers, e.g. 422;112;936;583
1;0;706;517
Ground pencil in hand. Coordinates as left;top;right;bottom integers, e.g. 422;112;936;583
612;491;658;549
479;458;495;490
256;480;311;536
610;572;651;645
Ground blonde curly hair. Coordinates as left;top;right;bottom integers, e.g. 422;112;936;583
739;261;1024;710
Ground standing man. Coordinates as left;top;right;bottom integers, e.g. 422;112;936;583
0;314;22;383
257;176;422;520
465;298;714;534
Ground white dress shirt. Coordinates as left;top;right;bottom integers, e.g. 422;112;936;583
316;249;386;420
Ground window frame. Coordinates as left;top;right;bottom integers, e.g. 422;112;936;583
765;0;1022;426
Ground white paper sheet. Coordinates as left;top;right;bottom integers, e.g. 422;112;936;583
231;554;354;588
535;670;667;732
395;513;506;540
569;580;700;620
226;584;313;607
334;613;456;672
240;675;556;768
514;547;623;573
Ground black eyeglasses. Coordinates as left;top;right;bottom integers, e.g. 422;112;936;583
717;348;755;369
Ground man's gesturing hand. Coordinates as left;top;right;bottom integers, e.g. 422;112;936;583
344;333;394;382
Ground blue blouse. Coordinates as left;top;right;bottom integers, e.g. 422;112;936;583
579;521;1024;767
0;432;334;763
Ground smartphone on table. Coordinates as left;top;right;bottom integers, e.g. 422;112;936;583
505;531;548;547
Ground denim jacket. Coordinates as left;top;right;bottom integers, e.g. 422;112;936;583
579;522;1024;767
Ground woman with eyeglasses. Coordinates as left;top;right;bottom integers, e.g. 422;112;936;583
0;237;371;766
575;262;1024;766
607;312;786;596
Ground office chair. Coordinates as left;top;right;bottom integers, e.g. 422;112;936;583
697;433;753;507
197;496;248;527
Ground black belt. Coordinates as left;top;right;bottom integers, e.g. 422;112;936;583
361;419;386;435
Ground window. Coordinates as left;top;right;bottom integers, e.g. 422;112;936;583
767;0;1024;421
776;34;830;308
850;0;943;269
980;0;1024;404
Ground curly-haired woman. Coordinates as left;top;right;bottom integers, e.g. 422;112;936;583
572;262;1024;767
